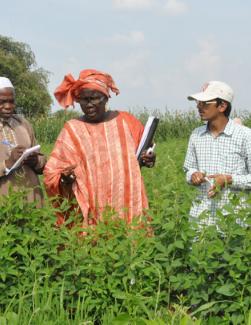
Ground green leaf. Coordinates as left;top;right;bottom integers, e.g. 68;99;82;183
216;284;235;296
0;316;7;325
110;313;131;324
6;312;18;325
191;301;220;316
174;240;184;249
247;309;251;325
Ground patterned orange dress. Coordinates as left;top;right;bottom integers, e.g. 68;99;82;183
43;111;148;227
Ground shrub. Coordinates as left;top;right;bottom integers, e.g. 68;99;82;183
0;185;251;324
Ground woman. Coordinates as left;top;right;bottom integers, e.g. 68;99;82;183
43;69;155;227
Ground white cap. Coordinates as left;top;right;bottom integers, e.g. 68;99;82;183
188;81;234;103
0;77;14;90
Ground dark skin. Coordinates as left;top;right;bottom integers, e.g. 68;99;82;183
191;99;232;197
60;88;156;186
0;87;39;169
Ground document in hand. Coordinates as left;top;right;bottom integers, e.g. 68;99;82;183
6;145;41;175
136;116;159;160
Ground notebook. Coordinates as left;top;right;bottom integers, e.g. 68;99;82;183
5;145;41;175
136;116;159;160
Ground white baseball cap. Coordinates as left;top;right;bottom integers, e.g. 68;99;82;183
0;77;14;90
188;81;234;103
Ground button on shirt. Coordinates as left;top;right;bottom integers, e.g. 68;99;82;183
184;119;251;222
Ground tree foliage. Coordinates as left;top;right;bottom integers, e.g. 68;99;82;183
0;35;52;117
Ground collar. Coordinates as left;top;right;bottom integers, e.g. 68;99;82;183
223;119;235;136
198;123;208;136
198;119;235;136
0;115;22;128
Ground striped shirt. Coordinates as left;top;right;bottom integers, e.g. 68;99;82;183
184;119;251;223
44;111;148;227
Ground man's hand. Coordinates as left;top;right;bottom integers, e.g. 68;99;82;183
191;171;206;185
5;146;26;169
60;165;77;185
140;150;156;168
207;174;232;198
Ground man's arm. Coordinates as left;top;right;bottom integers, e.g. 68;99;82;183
208;130;251;194
229;133;251;190
0;160;7;177
183;134;199;184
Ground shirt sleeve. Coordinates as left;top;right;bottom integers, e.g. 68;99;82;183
183;134;198;184
43;122;81;197
231;133;251;190
0;160;7;177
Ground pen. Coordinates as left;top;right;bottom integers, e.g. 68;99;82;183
1;140;16;148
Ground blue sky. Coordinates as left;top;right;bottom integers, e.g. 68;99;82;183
1;0;250;114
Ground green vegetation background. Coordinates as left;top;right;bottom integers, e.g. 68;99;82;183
1;111;251;325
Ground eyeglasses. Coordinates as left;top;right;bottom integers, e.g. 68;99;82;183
196;100;217;107
77;95;106;105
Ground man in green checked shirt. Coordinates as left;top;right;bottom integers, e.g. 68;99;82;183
184;81;251;225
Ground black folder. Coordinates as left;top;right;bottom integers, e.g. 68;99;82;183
136;116;159;160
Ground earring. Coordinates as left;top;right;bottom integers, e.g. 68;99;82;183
105;103;109;112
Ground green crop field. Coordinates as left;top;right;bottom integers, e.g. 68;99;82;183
1;112;251;325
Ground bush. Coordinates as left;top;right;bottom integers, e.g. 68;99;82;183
29;110;80;144
0;183;251;324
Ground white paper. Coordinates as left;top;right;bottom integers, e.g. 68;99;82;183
6;145;41;175
136;116;155;159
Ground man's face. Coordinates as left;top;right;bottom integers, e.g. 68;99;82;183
77;89;108;123
0;87;15;119
196;100;221;122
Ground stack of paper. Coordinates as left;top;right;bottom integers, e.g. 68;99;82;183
136;116;159;160
5;145;41;175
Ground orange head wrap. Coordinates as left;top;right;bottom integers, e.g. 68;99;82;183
54;69;120;108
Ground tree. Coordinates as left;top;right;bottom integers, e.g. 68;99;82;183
0;35;52;117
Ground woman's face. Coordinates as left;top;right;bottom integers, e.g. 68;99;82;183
77;89;108;123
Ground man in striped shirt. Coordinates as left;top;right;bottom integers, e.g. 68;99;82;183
184;81;251;224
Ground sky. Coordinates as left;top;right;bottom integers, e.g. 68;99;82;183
1;0;251;114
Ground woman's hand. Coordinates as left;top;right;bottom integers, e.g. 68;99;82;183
60;165;77;185
24;152;39;168
140;150;156;168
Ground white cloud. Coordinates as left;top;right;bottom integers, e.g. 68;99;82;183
112;0;188;15
112;0;155;10
105;31;145;44
109;51;150;89
185;38;221;78
164;0;188;15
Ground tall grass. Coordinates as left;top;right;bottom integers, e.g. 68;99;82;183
30;109;251;145
31;109;202;144
30;110;80;144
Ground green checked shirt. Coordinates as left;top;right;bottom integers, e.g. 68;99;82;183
184;119;251;223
